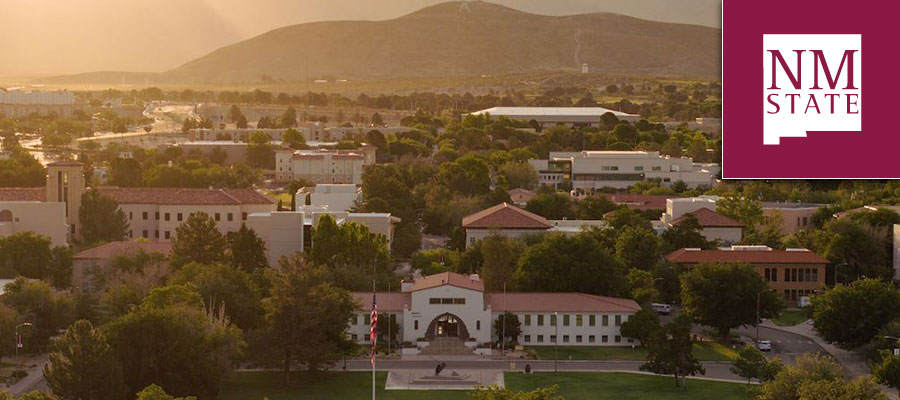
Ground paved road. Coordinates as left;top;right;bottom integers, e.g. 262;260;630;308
336;359;743;381
733;324;827;362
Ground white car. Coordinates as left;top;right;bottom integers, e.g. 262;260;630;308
651;303;672;315
757;340;772;351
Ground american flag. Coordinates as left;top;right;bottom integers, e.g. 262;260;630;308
370;293;377;366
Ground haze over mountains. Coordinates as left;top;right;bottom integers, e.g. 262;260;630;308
29;1;721;85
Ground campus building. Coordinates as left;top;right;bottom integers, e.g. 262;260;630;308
296;184;361;213
0;89;81;118
470;107;641;127
346;272;641;351
274;147;375;184
761;202;825;235
529;151;716;191
660;196;743;244
666;246;828;306
0;161;276;242
72;241;172;293
461;203;606;248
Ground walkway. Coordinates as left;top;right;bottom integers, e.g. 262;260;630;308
4;354;49;396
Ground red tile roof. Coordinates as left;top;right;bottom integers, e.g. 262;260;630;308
487;293;641;313
350;292;410;311
462;203;550;229
600;194;675;210
73;241;172;260
672;207;744;227
0;187;274;205
0;188;46;201
411;272;485;292
95;187;275;205
666;248;829;264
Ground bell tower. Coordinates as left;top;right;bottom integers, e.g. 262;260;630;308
46;160;85;241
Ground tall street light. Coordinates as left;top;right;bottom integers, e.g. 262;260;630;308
15;322;32;369
554;312;559;373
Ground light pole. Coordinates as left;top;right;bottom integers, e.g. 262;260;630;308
15;322;32;369
553;312;559;373
756;289;773;342
834;262;848;286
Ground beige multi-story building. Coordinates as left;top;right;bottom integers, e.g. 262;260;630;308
275;148;373;184
0;161;276;243
530;151;716;191
72;241;172;293
761;202;824;235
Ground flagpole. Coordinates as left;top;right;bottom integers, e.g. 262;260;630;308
372;260;376;400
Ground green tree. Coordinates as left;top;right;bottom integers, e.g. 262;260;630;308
874;350;900;397
263;255;356;384
575;196;619;219
499;161;538;190
811;278;900;348
525;192;575;220
620;308;660;345
228;105;243;123
604;207;652;231
730;345;783;385
79;190;128;245
435;154;491;197
681;262;783;337
371;112;384;126
0;232;53;279
661;214;709;253
1;277;75;348
135;384;197;400
0;303;20;360
171;212;227;268
716;194;764;227
494;311;522;346
821;218;893;281
226;224;269;273
479;234;524;292
108;158;143;187
168;262;264;330
0;151;46;187
640;314;705;387
105;301;243;398
515;232;628;296
759;354;885;400
615;226;660;270
626;269;659;305
306;214;394;291
280;106;298;128
44;320;127;400
281;128;308;149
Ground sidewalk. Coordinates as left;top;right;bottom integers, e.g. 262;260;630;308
4;354;49;396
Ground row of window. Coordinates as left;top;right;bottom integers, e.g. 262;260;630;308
429;298;466;305
129;211;247;222
763;267;819;283
598;166;665;172
131;230;172;240
523;334;632;344
523;314;622;327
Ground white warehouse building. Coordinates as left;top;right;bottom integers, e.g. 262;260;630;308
530;151;716;191
469;107;641;127
347;272;641;352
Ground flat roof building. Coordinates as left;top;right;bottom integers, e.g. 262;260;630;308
470;107;641;126
530;151;716;191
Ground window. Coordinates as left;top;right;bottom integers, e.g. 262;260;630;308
537;335;544;343
142;212;148;220
215;213;221;221
652;166;662;171
164;231;170;239
430;298;440;304
142;230;148;238
352;315;358;325
364;314;370;325
525;315;531;326
165;213;170;221
242;212;247;220
563;335;570;343
615;335;622;343
802;216;808;226
563;315;570;326
602;315;609;326
177;213;183;222
414;320;419;330
550;335;557;343
602;335;609;343
537;315;544;326
228;213;234;222
351;334;358;341
154;230;159;239
576;315;583;327
634;166;644;171
615;315;622;326
589;335;596;343
589;315;596;326
784;269;791;282
576;335;583;343
524;335;531;343
550;314;557;326
476;320;481;330
155;212;159;220
128;212;133;220
453;298;465;304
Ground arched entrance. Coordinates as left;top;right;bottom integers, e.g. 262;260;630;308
424;313;471;341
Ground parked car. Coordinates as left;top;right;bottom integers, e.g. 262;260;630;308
757;340;772;351
651;303;672;315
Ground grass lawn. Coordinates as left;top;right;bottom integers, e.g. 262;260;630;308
527;342;737;361
219;371;749;400
771;309;809;326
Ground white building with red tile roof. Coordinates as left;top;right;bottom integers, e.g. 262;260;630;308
461;203;607;248
347;272;641;351
660;196;743;244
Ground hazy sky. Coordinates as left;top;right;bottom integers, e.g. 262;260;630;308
0;0;721;77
